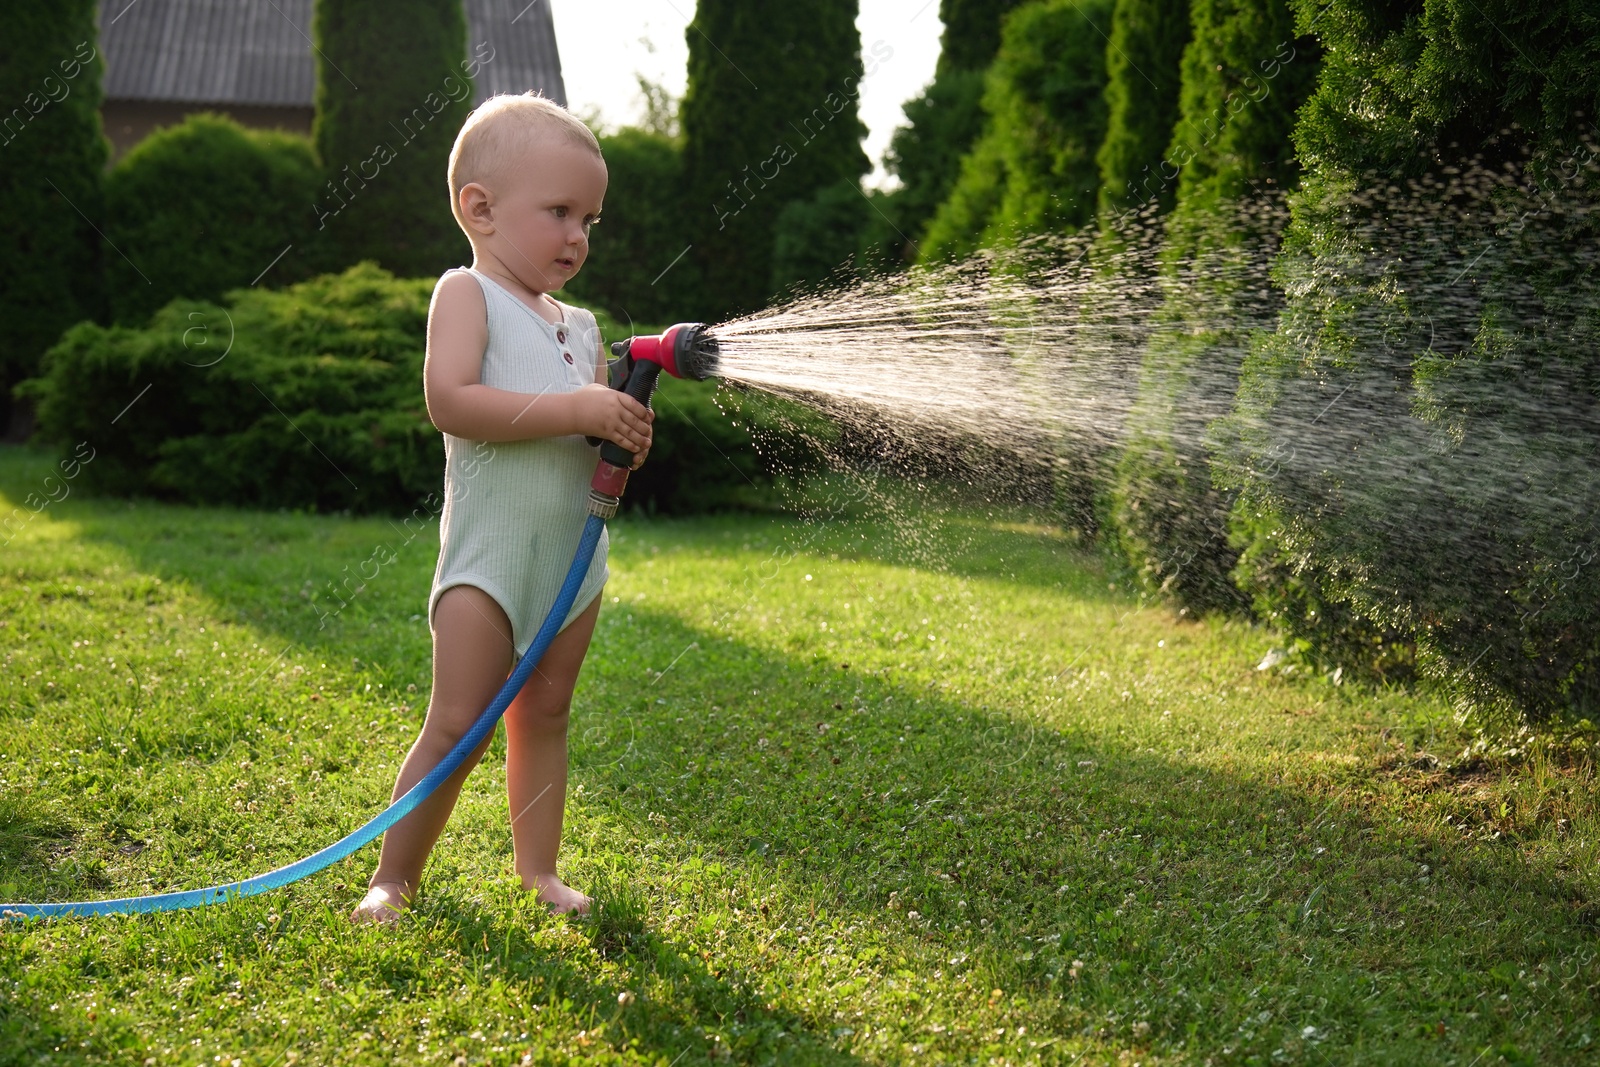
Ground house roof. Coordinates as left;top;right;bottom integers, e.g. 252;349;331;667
98;0;566;108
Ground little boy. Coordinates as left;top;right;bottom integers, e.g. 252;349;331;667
351;93;653;924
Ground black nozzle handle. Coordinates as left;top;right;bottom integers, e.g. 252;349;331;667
586;337;640;448
606;337;634;388
597;357;662;469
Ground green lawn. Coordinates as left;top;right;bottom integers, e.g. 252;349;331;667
2;443;1597;1065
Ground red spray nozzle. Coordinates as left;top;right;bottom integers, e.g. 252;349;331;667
610;322;719;382
587;323;720;516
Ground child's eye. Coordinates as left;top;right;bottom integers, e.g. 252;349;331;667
552;206;568;218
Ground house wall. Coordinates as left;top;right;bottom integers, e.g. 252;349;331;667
101;100;314;161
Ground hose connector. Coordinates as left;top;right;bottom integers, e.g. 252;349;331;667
588;459;629;517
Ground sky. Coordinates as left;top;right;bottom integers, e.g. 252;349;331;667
548;1;945;189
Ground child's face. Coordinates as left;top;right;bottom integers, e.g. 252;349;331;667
470;137;607;294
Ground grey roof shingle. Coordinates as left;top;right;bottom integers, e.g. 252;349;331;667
99;0;566;108
467;0;565;103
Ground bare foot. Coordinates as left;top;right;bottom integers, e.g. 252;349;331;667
522;872;591;915
349;880;412;926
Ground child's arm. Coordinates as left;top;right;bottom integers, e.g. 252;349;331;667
423;271;653;452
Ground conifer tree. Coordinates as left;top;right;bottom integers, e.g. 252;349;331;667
921;0;1114;262
0;2;106;434
312;0;475;277
1110;0;1317;613
1222;0;1600;715
1095;0;1190;217
680;0;870;320
880;0;1028;264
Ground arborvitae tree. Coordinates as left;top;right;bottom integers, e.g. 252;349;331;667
1164;0;1313;205
1292;0;1597;178
940;0;1029;70
1095;0;1191;217
880;1;1028;264
679;0;870;321
1109;0;1317;613
1220;0;1600;718
1084;0;1190;530
916;134;1010;264
876;69;989;264
312;0;473;278
0;3;106;436
922;0;1114;262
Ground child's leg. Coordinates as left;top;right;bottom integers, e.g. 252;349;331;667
351;584;513;923
504;592;602;913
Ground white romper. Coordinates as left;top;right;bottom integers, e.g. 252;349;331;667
427;267;610;658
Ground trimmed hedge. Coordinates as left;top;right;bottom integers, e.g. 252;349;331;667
20;265;439;513
104;114;323;325
18;264;828;517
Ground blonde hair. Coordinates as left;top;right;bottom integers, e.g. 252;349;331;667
447;92;602;233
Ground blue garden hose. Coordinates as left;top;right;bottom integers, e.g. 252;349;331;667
0;513;607;922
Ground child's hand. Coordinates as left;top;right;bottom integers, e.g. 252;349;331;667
572;383;653;456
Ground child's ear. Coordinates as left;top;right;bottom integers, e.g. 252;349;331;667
459;182;496;236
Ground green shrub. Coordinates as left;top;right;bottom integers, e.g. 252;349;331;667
1289;0;1600;180
104;114;322;325
1222;164;1600;719
20;264;437;513
1095;0;1190;217
0;2;106;429
18;264;824;517
1225;484;1417;684
853;186;912;276
631;375;835;515
561;127;692;327
768;178;874;299
920;133;1009;263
